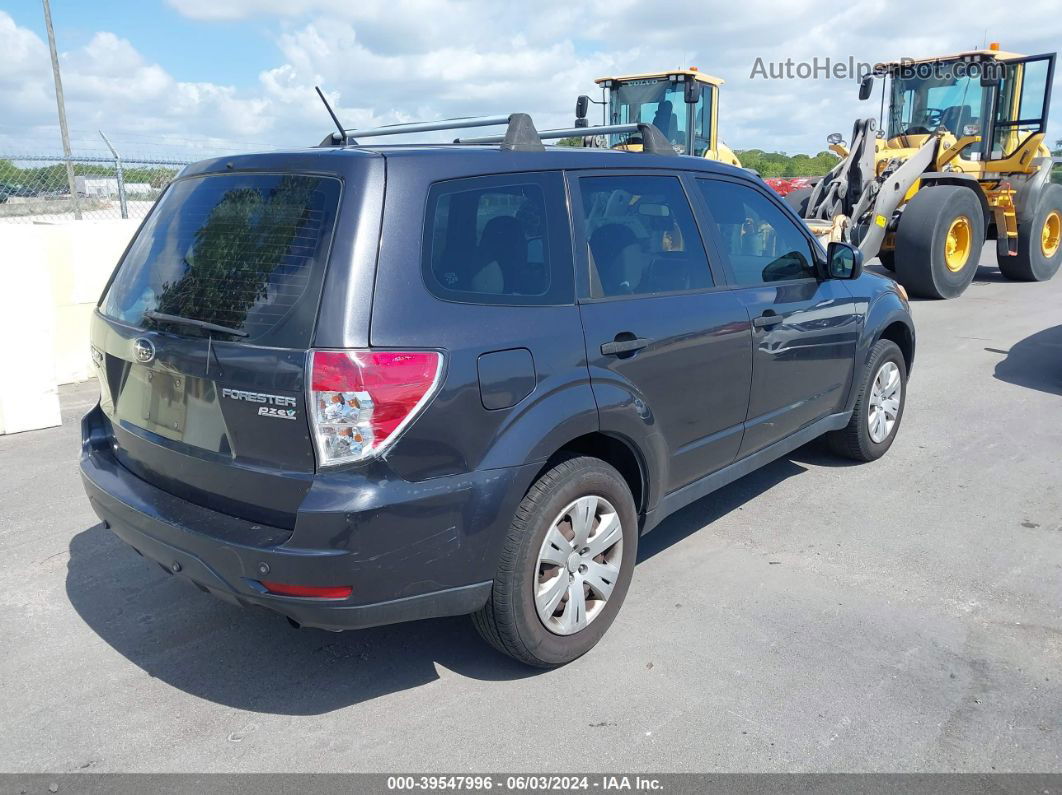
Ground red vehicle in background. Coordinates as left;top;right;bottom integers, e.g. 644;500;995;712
763;176;816;197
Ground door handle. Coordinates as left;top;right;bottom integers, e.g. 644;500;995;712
753;311;784;329
601;337;651;356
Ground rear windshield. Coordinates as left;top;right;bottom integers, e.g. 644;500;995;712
101;173;341;347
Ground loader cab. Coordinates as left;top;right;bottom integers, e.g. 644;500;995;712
870;49;1055;166
589;70;736;163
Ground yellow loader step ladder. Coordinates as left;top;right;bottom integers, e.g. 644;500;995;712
987;183;1019;257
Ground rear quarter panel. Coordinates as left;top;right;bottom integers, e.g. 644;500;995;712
367;154;598;481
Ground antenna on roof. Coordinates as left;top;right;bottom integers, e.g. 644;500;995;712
315;86;349;144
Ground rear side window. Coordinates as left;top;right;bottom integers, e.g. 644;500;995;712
579;174;713;298
697;178;816;285
101;173;341;347
424;173;572;305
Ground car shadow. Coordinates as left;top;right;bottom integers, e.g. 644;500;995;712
67;445;817;714
66;523;535;715
990;325;1062;396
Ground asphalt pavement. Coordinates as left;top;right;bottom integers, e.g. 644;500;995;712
1;247;1059;773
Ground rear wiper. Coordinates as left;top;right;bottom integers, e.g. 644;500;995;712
144;311;249;338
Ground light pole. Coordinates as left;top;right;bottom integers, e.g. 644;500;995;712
42;0;81;220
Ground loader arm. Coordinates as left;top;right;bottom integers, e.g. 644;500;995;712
801;117;939;261
853;137;938;260
806;118;878;222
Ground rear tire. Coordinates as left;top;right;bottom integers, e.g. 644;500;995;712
894;185;985;299
472;456;638;668
878;250;896;271
999;183;1062;282
827;339;907;462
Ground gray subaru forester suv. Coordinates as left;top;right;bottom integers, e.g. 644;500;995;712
80;115;914;667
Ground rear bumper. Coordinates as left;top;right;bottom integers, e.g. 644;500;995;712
80;408;534;632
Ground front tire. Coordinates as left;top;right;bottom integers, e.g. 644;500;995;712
999;183;1062;282
472;456;638;668
827;339;907;462
894;185;985;299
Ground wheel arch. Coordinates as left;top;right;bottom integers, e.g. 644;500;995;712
533;432;650;519
876;319;915;375
1013;157;1054;223
850;294;915;413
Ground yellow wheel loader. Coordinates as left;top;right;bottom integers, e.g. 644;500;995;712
574;68;742;165
785;46;1059;299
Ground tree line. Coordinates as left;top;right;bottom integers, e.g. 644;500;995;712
0;159;180;192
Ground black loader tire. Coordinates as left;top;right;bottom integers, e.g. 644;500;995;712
894;185;985;299
999;182;1062;282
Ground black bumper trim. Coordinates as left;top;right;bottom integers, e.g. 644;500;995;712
81;446;495;631
92;487;493;630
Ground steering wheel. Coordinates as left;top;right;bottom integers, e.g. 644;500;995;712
905;107;945;135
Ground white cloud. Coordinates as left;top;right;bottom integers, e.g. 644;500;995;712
2;2;1061;161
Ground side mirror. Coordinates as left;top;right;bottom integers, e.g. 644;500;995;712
827;241;863;279
826;132;844;146
575;95;590;121
979;67;1000;88
858;74;874;100
684;80;702;104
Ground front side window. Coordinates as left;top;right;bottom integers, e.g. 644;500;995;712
424;175;570;305
580;175;713;298
697;179;817;285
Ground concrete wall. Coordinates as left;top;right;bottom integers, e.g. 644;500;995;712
0;220;137;434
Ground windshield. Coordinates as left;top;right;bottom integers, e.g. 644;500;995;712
608;78;711;155
887;63;989;140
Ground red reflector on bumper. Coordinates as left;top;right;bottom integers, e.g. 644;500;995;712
260;581;353;599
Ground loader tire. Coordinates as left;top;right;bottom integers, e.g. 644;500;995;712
784;186;813;217
999;183;1062;282
894;186;984;299
878;250;896;271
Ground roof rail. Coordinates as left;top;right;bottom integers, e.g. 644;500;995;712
456;122;675;155
319;114;519;147
316;111;676;155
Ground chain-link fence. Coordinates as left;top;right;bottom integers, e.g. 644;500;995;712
0;152;192;224
2;148;1058;223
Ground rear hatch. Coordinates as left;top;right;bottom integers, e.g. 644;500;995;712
91;159;373;528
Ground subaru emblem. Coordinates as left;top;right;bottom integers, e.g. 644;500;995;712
133;337;155;364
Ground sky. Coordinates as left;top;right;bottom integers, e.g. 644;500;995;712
2;0;1060;161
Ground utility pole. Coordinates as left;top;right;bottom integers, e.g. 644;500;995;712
42;0;81;219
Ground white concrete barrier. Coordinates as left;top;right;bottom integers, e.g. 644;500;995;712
0;220;138;434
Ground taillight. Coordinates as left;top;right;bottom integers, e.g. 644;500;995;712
308;350;442;467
